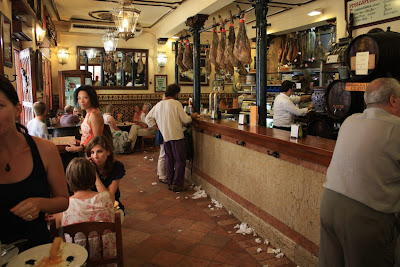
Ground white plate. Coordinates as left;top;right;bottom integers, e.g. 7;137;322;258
7;243;88;267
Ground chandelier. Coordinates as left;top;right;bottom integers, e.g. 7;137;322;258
102;29;119;53
113;0;141;41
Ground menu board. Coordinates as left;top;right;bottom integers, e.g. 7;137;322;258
154;75;167;92
347;0;400;28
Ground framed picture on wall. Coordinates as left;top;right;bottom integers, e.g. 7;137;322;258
155;75;167;92
1;14;12;68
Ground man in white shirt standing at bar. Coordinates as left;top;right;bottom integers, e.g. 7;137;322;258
272;80;313;130
319;78;400;267
146;84;198;192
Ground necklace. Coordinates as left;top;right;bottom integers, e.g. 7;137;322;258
5;163;10;172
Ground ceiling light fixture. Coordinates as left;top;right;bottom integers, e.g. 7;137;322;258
86;49;97;60
113;0;141;41
102;29;119;53
307;9;322;16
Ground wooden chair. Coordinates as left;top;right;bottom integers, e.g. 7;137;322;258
141;134;156;149
53;212;124;267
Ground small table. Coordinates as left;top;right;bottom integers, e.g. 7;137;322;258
48;124;80;137
117;122;135;132
52;136;77;153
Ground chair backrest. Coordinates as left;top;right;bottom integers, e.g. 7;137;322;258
102;124;113;144
57;212;123;267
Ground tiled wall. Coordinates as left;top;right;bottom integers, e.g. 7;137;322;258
53;93;239;121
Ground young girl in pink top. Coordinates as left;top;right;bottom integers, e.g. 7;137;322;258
56;157;116;260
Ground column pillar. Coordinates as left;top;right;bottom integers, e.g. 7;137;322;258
186;14;209;113
255;0;269;126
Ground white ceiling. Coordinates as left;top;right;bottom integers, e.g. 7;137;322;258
47;0;316;37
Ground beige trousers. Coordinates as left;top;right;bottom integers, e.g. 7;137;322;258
157;144;166;179
127;125;156;149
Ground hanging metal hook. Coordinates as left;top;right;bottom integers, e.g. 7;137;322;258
1;73;17;82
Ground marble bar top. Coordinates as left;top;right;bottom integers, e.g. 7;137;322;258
191;117;336;167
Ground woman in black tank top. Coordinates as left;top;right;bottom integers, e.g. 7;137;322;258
0;76;69;248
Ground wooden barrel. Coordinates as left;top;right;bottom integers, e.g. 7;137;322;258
325;80;365;120
347;31;400;80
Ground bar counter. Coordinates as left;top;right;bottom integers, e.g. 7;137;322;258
186;117;335;267
192;117;336;167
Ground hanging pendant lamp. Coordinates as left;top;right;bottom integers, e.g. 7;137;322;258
113;0;141;41
102;29;119;53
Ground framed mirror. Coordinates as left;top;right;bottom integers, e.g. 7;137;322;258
77;46;149;89
177;43;209;86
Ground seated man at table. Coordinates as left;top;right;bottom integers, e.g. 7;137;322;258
27;101;49;138
123;102;156;153
60;105;80;127
272;80;314;131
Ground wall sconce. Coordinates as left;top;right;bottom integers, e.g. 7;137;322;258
36;27;46;45
307;9;323;16
157;51;167;72
58;48;70;65
157;52;167;67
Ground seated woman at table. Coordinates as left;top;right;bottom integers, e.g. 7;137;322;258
87;136;125;221
103;104;129;154
66;85;104;153
0;75;69;248
132;103;142;123
57;157;115;259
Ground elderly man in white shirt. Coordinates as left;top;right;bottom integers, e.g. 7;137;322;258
146;84;198;192
272;80;313;130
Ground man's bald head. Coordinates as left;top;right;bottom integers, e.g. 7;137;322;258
364;78;400;108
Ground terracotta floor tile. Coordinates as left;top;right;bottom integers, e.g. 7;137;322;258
208;262;236;267
168;217;196;229
147;250;185;267
214;249;261;267
275;262;298;267
217;218;241;226
203;209;229;217
223;239;246;253
161;207;188;217
157;227;185;239
140;234;172;249
175;255;211;267
260;256;293;266
114;152;298;267
245;244;271;255
177;229;208;243
189;221;217;233
164;238;196;254
134;210;158;221
199;233;231;248
150;214;176;225
195;200;213;206
253;250;279;261
188;244;221;261
238;238;261;248
123;229;151;244
128;244;160;261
